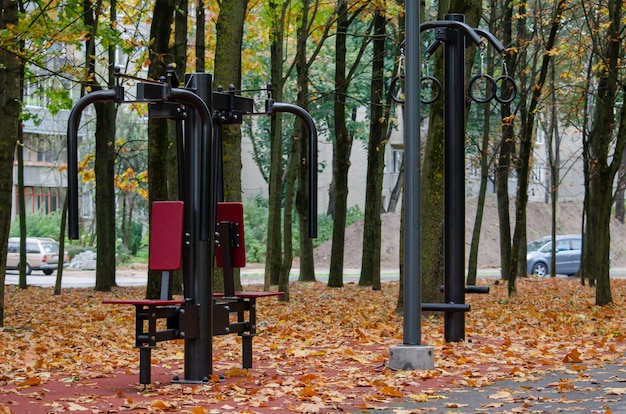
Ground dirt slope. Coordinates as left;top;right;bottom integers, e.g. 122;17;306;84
314;195;626;269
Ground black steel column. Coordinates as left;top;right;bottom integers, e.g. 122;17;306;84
177;73;215;382
443;13;466;342
403;0;422;346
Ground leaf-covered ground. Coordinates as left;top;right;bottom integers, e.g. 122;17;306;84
0;277;625;413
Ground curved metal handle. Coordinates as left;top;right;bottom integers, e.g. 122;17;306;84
67;86;214;240
473;28;507;54
67;89;118;239
420;20;484;46
266;100;318;238
168;88;214;240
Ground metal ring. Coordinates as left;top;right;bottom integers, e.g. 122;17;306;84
420;76;441;104
467;74;496;103
495;75;517;104
390;75;405;104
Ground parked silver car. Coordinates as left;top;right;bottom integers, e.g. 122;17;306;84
6;237;65;275
526;234;582;277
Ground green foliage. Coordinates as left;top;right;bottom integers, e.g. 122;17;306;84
243;195;363;263
115;221;143;257
9;212;63;239
314;205;364;248
243;195;270;262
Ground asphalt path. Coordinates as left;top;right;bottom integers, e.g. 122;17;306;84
3;266;404;288
368;361;626;414
4;266;626;288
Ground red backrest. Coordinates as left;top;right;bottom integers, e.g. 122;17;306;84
149;201;184;271
215;202;246;268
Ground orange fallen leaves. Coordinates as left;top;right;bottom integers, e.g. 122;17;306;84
562;347;583;363
0;277;624;413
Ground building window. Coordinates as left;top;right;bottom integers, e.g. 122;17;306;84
392;149;403;173
19;187;63;215
22;133;66;164
469;163;480;178
82;191;93;219
532;164;545;184
536;127;546;145
24;80;45;107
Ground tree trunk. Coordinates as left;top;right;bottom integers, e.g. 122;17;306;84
93;99;117;291
327;0;351;288
387;0;404;217
495;1;515;283
294;0;316;283
279;137;299;301
395;192;405;314
264;0;287;289
214;0;247;292
84;0;117;292
615;155;625;223
547;60;560;278
466;102;491;286
387;158;404;213
359;9;388;290
508;0;565;296
466;2;497;286
420;44;445;303
54;197;69;295
0;0;21;325
195;0;205;71
146;0;174;298
582;0;625;304
169;0;187;295
17;138;27;289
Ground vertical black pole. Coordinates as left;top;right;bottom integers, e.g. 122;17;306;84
403;0;422;345
388;0;433;372
443;13;466;342
177;73;215;382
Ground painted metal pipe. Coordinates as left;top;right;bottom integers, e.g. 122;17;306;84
403;0;422;345
443;13;466;342
169;75;215;382
67;89;118;240
266;100;318;238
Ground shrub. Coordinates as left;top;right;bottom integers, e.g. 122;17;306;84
243;195;362;263
9;212;63;239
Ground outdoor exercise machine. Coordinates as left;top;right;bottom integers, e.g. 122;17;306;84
390;14;516;346
66;67;318;384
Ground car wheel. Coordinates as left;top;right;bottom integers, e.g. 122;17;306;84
531;262;548;278
24;263;32;276
43;269;54;276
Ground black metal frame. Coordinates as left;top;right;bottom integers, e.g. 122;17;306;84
415;15;508;342
67;67;317;384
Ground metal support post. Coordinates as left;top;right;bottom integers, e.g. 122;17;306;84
443;13;466;342
178;72;215;383
388;0;435;371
